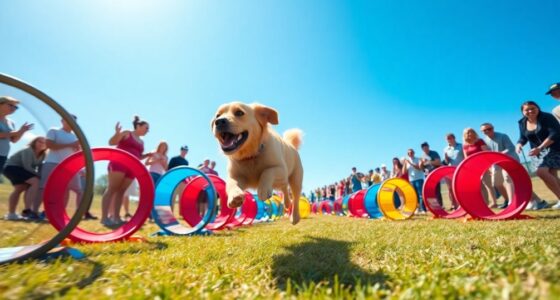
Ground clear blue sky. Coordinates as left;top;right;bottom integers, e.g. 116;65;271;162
1;0;559;194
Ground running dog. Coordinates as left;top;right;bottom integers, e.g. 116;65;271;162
211;102;303;224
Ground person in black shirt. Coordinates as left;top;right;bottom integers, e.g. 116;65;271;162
516;101;559;209
168;145;189;170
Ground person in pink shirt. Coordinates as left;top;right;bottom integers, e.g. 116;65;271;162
462;127;496;207
101;116;152;227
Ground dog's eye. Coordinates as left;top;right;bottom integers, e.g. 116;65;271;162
215;114;221;118
234;110;245;117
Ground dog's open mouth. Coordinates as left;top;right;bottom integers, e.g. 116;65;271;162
219;131;248;153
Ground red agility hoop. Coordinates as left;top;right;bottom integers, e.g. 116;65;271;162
452;152;532;220
180;175;235;231
44;148;154;243
225;192;257;227
318;200;333;214
422;166;467;219
348;190;368;218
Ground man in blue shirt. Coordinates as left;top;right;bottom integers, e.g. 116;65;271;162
420;142;442;207
350;167;362;192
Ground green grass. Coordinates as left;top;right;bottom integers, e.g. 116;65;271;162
0;181;559;299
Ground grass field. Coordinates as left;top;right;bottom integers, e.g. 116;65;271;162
0;180;559;299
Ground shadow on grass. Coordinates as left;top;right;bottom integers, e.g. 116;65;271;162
84;240;168;256
40;258;104;299
271;237;388;292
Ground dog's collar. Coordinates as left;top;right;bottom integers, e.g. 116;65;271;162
239;143;264;161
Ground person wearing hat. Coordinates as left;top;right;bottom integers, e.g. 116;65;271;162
380;164;390;181
547;83;560;121
0;96;34;172
168;145;189;170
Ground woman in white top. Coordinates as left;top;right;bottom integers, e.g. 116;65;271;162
145;141;168;184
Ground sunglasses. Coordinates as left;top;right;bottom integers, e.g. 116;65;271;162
482;127;493;133
5;103;18;110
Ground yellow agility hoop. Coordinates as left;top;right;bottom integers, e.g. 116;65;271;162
377;178;418;220
298;196;311;219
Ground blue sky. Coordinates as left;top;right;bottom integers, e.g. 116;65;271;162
1;0;559;193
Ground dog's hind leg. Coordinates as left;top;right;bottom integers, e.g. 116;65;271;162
288;172;303;225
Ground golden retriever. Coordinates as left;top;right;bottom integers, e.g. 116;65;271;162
211;102;304;224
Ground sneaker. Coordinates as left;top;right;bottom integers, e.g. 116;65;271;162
525;200;536;211
100;219;116;227
551;202;560;210
4;213;23;220
534;200;551;210
84;212;98;220
21;208;32;218
498;202;509;209
26;211;41;220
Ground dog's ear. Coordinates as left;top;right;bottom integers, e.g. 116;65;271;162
253;104;279;126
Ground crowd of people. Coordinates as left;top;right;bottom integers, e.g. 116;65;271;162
0;97;220;226
309;82;560;214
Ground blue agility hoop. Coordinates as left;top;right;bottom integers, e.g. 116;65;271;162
152;167;216;235
364;183;384;219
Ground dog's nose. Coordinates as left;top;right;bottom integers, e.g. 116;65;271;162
215;118;228;128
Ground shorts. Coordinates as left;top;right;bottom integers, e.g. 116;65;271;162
108;162;135;179
490;165;511;186
3;165;37;185
539;151;560;169
40;162;82;191
0;155;7;172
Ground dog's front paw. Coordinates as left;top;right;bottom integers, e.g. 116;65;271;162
257;188;273;201
227;189;245;208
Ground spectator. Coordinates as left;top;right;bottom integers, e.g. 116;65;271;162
443;133;465;166
371;168;382;185
3;136;46;220
390;157;405;179
403;149;426;213
515;101;558;210
380;164;390;181
199;158;213;174
101;116;152;227
145;141;168;184
209;161;219;176
420;142;442;206
39;115;97;219
546;82;560;120
350;167;362;192
480;123;518;209
367;169;374;186
463;127;497;208
442;133;464;208
168;145;189;169
0;96;33;172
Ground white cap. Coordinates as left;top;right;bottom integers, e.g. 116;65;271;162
380;164;387;168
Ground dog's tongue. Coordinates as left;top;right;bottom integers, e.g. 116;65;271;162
221;132;236;148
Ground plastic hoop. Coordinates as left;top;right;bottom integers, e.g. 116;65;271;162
180;175;234;231
44;148;152;243
452;152;531;220
0;73;94;264
363;184;384;219
152;167;216;235
422;166;467;219
377;178;417;220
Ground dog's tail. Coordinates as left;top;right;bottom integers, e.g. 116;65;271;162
283;129;303;151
